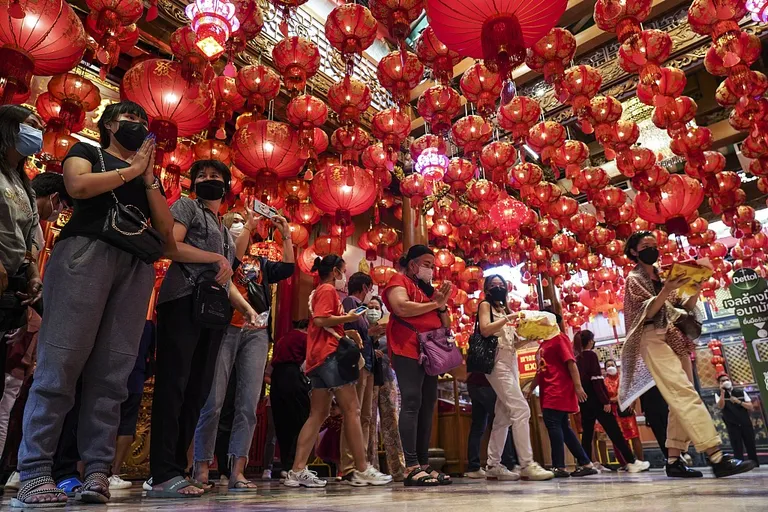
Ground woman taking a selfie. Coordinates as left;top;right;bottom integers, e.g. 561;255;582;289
620;231;755;479
14;101;176;507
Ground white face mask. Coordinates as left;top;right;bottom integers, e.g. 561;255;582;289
47;195;62;222
334;271;347;291
366;309;382;323
722;380;733;390
606;366;618;376
230;221;244;237
416;266;433;283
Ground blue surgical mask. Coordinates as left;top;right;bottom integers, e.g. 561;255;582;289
16;124;43;157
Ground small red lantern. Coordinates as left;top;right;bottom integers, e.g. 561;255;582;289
169;26;216;98
559;65;602;129
310;164;377;227
460;62;503;118
618;29;673;87
331;125;370;165
452;115;493;161
417;84;461;135
327;77;372;126
236;64;281;117
552;140;589;178
369;0;423;47
287;94;329;159
443;157;476;194
508;162;543;190
272;36;321;93
498;95;541;145
594;0;653;43
414;26;461;85
526;27;576;85
372;108;412;158
377;50;424;108
325;3;378;73
194;139;232;165
480;141;516;178
527;121;566;165
210;75;245;139
400;173;428;208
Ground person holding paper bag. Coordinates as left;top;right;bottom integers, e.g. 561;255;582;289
619;231;756;478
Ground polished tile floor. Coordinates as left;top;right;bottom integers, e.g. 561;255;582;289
3;468;767;511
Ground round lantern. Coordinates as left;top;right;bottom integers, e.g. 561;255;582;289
372;265;398;286
400;173;428;208
85;18;139;78
232;120;304;179
369;0;424;46
489;196;527;235
460;62;502;118
210;75;245;139
0;0;87;103
168;26;216;98
327;77;372;126
377;50;424;108
443;157;476;194
324;3;378;72
331;125;370;164
481;140;516;182
498;95;541;144
508;162;543;189
121;59;215;151
272;36;321;93
426;0;568;78
451;115;492;161
287;94;329;159
184;0;241;60
371;107;411;158
618;29;673;86
298;246;320;276
559;65;602;129
526;121;566;165
310;164;377;227
236;64;281;116
46;73;101;132
635;174;704;236
414;26;461;84
594;0;653;43
417;84;461;135
410;134;447;161
194;139;232;165
526;27;576;85
552;140;589;178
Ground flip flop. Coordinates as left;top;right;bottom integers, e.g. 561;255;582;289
56;477;83;498
228;480;259;492
146;476;203;499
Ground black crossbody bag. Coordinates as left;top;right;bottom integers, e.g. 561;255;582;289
180;267;232;329
96;149;164;263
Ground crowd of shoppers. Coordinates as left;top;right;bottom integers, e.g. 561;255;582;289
0;102;761;508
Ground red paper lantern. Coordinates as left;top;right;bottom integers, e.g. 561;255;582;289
594;0;653;43
526;121;566;165
508;162;543;189
548;196;578;220
460;62;503;118
362;142;393;174
210;75;245;139
46;73;101;131
452;115;492;160
618;29;673;86
36;92;85;137
552;140;589;178
331;125;370;164
480;141;516;176
236;64;281;116
232;120;304;179
617;146;657;177
414;26;461;84
294;201;323;225
372;107;411;158
121;59;215;151
400;173;428;208
272;36;321;93
168;26;216;98
559;65;602;128
586;95;622;142
498;95;541;144
325;4;378;64
426;0;567;78
194;139;232;165
443;157;476;194
287;94;328;159
377;50;424;107
327;77;372;126
0;0;87;103
635;175;704;236
310;164;377;226
369;0;423;45
298;246;320;276
417;84;461;135
372;265;398;286
687;0;745;39
526;27;576;85
636;66;687;106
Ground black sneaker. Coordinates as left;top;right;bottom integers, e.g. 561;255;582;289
711;455;757;478
570;466;598;477
665;458;703;478
552;468;570;478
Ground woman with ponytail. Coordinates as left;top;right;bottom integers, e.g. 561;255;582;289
283;255;391;489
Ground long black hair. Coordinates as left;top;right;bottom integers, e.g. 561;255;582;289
0;104;35;204
97;100;148;148
312;254;344;281
483;274;511;315
624;230;654;262
573;329;595;355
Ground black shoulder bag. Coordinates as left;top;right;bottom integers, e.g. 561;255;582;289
466;301;499;374
182;267;232;329
96;149;164;263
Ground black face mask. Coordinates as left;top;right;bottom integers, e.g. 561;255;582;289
415;278;435;298
113;121;148;151
638;247;659;265
195;179;226;200
489;286;507;303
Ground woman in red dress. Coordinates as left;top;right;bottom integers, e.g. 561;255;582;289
603;359;644;461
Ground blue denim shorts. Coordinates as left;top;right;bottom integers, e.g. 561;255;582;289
308;355;357;390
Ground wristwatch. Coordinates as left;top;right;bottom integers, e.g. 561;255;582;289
145;177;161;190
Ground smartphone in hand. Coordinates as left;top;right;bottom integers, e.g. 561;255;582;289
253;198;280;219
353;305;368;315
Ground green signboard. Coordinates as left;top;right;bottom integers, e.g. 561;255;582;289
724;268;768;408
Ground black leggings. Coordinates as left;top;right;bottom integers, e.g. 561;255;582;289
392;355;437;468
580;399;636;464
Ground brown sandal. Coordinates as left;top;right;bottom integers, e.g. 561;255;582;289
77;472;110;503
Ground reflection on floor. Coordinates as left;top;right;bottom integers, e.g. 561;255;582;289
3;468;767;511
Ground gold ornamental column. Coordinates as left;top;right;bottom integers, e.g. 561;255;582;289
402;197;428;250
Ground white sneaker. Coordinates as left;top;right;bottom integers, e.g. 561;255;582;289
142;477;153;491
283;468;327;488
520;462;554;481
280;470;288;480
261;469;272;480
626;459;651;473
5;471;20;490
465;468;486;479
351;465;393;486
108;475;132;490
486;465;520;481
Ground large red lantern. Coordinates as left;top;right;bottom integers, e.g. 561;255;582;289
232;120;304;179
0;0;87;103
327;77;372;126
414;26;461;85
46;73;101;132
161;141;194;193
635;174;704;236
426;0;567;78
85;0;142;78
460;62;502;118
372;108;411;158
272;36;321;93
121;59;215;151
236;64;281;117
331;125;370;165
417;84;461;135
526;27;576;85
377;50;424;107
508;162;542;189
559;65;602;130
310;164;377;227
618;29;673;87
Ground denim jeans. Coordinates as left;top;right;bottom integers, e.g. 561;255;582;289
194;326;269;466
542;408;590;469
467;384;517;471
